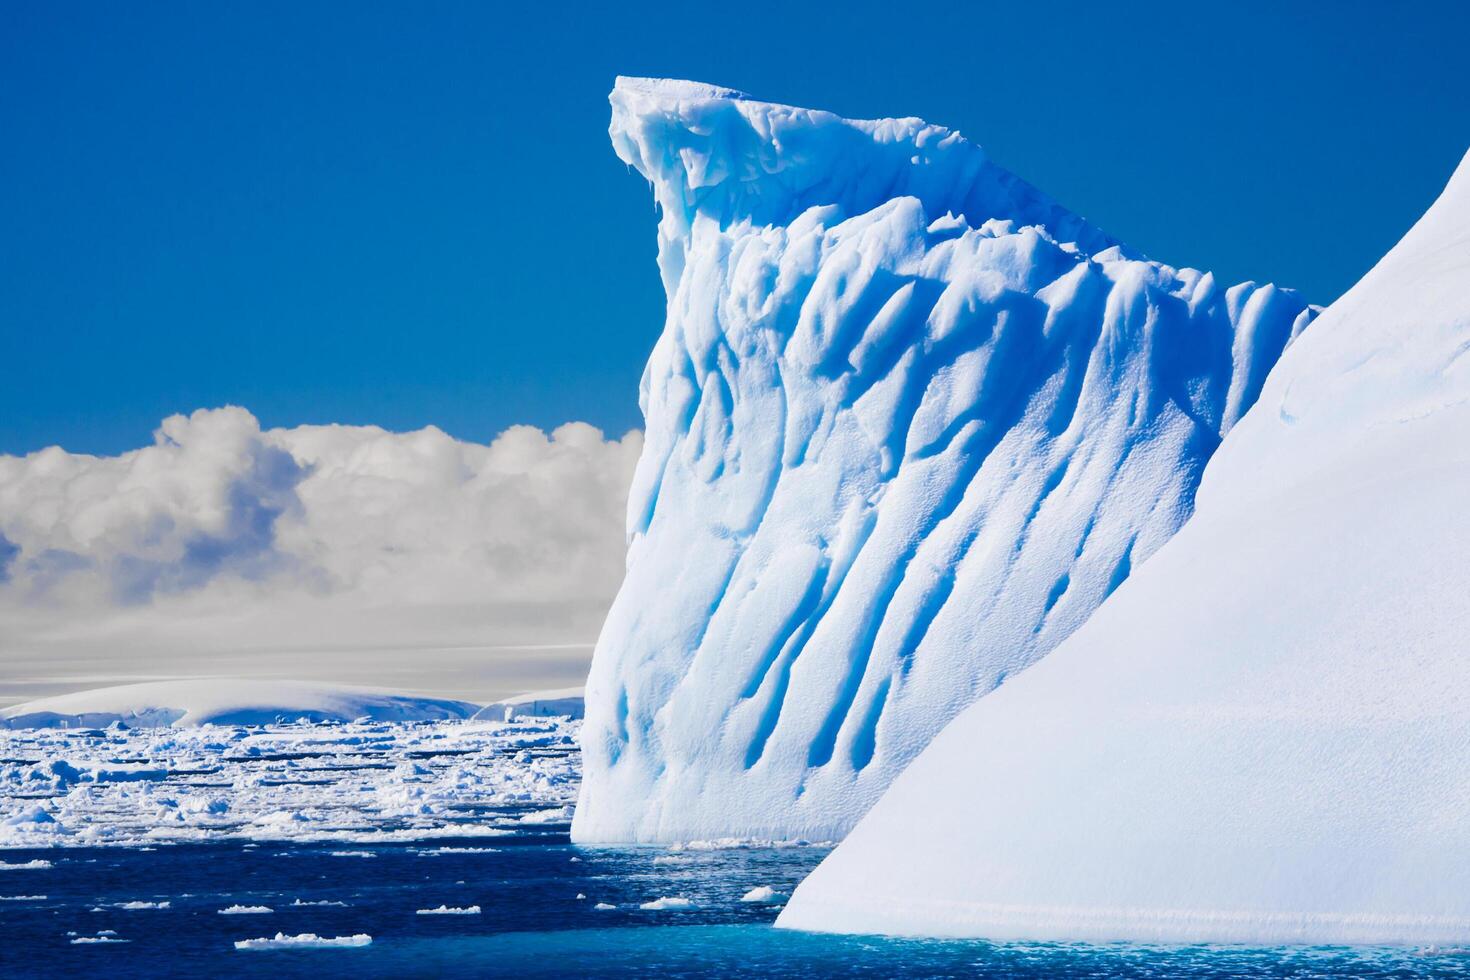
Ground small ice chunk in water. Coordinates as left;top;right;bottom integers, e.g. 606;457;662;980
415;905;481;915
639;896;697;911
219;905;274;914
0;860;53;870
739;885;787;904
235;933;372;950
114;900;170;910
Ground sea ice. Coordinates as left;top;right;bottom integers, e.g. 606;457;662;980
0;707;580;849
416;905;481;915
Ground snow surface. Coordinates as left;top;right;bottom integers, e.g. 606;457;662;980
0;679;478;729
575;77;1316;843
777;150;1470;945
0;711;578;848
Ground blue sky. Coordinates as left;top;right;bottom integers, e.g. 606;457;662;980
3;1;1467;456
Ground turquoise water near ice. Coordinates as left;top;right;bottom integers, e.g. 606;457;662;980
4;813;1468;978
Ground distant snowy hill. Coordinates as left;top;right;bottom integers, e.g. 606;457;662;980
0;679;479;728
473;687;584;722
573;77;1316;843
778;150;1470;944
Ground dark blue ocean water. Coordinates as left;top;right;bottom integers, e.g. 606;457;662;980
3;811;1468;979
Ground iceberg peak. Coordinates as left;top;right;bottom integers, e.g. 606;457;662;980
609;76;1118;296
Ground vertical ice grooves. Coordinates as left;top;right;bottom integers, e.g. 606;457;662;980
573;78;1318;845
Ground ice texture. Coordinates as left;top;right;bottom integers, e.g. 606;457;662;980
574;77;1316;843
777;150;1470;944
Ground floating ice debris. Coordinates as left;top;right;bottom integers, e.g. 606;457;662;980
71;935;129;944
739;886;787;904
1;894;45;900
235;932;372;950
114;900;170;909
0;860;53;870
290;899;349;907
328;851;375;858
219;905;274;914
0;713;579;851
639;896;697;911
0;805;70;844
416;905;481;915
593;902;616;911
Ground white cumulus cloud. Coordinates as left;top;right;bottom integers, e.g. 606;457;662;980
0;407;641;705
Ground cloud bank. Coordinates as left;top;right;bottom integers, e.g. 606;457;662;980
0;407;641;704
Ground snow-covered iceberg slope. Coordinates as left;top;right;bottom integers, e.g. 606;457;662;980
573;77;1316;843
0;679;478;728
778;149;1470;944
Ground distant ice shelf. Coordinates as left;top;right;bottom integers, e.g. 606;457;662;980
574;77;1316;844
0;679;478;729
0;679;585;730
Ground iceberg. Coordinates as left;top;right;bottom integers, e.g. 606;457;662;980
573;78;1316;843
777;150;1470;944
